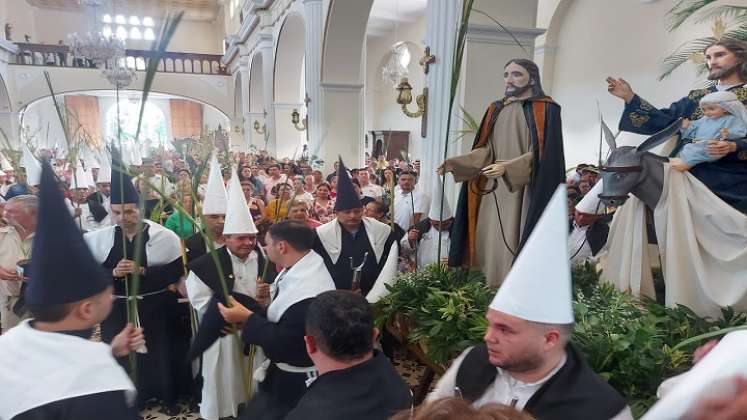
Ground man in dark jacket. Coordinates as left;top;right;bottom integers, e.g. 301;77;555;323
285;290;412;420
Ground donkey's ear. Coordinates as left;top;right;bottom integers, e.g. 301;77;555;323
637;118;683;152
601;119;617;150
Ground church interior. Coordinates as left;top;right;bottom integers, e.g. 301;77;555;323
1;1;747;419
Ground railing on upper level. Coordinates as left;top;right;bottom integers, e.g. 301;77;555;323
12;43;228;75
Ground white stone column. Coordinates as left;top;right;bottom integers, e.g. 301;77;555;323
273;101;306;160
239;54;252;151
320;82;364;168
303;0;323;159
421;0;460;195
258;32;277;155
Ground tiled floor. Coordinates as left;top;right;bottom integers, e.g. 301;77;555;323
140;348;436;420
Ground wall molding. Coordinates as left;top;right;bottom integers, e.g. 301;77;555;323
466;24;546;47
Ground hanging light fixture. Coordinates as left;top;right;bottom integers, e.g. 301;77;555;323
68;0;125;68
102;62;137;88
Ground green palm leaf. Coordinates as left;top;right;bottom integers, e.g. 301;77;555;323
692;4;747;23
658;36;717;80
667;0;720;31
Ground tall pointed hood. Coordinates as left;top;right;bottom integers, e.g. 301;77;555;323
575;180;605;215
202;153;228;215
428;176;453;221
96;149;112;184
110;148;139;204
223;167;257;234
69;165;95;190
489;185;574;324
20;144;41;186
333;157;362;211
25;162;110;306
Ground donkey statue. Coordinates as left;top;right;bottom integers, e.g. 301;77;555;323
597;118;747;319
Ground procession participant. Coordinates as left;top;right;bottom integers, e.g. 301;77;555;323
184;154;227;263
391;170;426;231
608;38;747;211
439;59;565;287
286;290;412;420
84;152;191;413
428;187;631;420
0;195;36;332
67;165;103;232
218;221;336;420
0;162;143;420
400;177;453;268
313;159;399;303
185;167;270;420
568;180;609;267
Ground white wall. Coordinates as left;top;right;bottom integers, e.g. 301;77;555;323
3;2;225;54
364;14;426;160
544;0;715;167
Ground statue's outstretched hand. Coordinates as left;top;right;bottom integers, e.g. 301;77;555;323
436;163;447;175
606;77;635;103
481;163;506;179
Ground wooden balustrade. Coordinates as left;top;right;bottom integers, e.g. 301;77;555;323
13;43;228;75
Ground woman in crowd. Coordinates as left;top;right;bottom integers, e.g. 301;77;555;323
310;182;335;223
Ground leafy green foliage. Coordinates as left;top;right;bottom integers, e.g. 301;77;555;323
377;263;747;417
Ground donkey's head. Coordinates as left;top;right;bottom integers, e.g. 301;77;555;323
598;118;680;208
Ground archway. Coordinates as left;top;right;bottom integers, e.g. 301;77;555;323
0;75;16;149
320;0;375;168
248;52;267;150
274;12;306;160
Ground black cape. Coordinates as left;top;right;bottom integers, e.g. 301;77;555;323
285;352;412;420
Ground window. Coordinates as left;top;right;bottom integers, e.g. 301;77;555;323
105;100;168;152
102;14;155;40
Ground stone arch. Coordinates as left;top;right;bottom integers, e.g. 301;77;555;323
249;52;265;113
319;0;375;167
0;74;15;147
273;12;306;160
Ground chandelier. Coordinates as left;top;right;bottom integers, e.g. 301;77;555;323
68;0;125;68
102;63;137;88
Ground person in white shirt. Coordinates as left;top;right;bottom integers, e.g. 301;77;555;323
263;164;287;202
357;169;384;200
393;170;426;230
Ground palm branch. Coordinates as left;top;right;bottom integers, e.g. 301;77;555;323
667;0;721;31
691;4;747;23
658;36;716;81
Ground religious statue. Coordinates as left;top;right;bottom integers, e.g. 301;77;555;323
4;23;11;41
607;38;747;212
439;58;565;287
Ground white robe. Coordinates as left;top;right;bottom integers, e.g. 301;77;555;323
400;226;451;268
602;165;747;318
185;250;261;420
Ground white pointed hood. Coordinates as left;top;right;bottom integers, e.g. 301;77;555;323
0;152;13;171
95;149;111;184
202;153;228;215
70;165;95;190
223;166;258;235
575;180;605;215
489;185;574;324
428;176;453;221
20;144;42;186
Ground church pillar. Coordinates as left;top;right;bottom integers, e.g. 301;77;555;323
420;0;460;195
239;54;252;151
303;0;323;159
319;82;364;169
258;30;277;155
273;101;305;159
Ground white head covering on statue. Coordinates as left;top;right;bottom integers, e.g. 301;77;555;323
202;153;228;216
489;185;574;324
223;167;257;235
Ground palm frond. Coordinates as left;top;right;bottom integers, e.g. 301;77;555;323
692;5;747;24
458;106;480;133
667;0;720;31
658;36;717;80
134;12;184;142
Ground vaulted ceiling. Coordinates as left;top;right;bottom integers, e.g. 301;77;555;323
26;0;222;21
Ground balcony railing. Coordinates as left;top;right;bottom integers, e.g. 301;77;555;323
13;43;228;75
